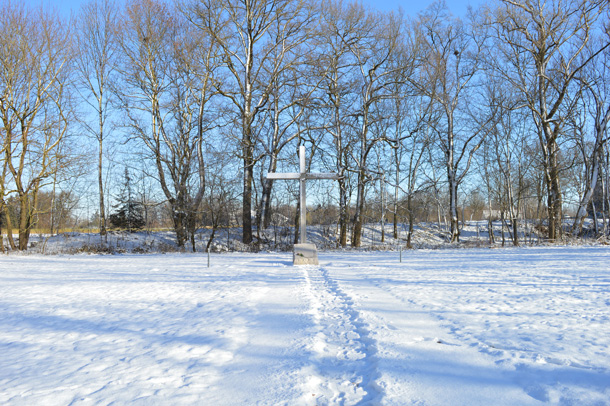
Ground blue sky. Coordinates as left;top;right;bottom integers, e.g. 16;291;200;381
27;0;480;19
363;0;479;16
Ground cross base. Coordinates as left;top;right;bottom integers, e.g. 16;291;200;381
293;243;319;266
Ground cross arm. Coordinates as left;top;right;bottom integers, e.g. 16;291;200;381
266;172;301;180
304;173;341;180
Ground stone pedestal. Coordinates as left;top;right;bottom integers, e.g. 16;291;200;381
293;243;319;266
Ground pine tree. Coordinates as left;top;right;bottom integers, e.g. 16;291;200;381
109;168;145;232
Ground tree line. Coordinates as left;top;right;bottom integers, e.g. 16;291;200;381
1;0;609;251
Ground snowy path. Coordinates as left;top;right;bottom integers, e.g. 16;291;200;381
299;266;380;404
1;247;609;405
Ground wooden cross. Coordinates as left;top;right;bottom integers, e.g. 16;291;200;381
267;146;339;244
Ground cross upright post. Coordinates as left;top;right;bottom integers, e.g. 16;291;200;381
267;145;339;264
299;145;307;244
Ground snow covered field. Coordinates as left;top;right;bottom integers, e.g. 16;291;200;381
1;247;609;405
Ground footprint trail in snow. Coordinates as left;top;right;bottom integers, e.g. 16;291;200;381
300;266;381;405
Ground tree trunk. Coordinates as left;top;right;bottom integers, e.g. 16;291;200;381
448;168;460;243
206;224;217;252
336;121;348;247
394;148;399;240
98;108;107;240
338;176;348;247
351;169;366;247
512;217;519;246
293;198;300;245
546;142;563;242
3;207;16;250
602;164;608;236
393;210;398;240
260;178;274;230
572;104;609;235
500;210;505;247
380;176;385;243
242;153;254;245
16;182;41;251
172;206;188;249
406;193;414;249
98;146;106;238
50;180;56;235
592;202;599;235
259;153;278;230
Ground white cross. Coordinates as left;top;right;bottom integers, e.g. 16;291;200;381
267;146;339;244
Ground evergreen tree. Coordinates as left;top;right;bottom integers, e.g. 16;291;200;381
109;168;145;232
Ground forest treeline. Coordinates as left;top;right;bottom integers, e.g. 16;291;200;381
1;0;609;251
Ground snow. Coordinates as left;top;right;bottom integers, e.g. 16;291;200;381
20;219;551;255
1;247;609;405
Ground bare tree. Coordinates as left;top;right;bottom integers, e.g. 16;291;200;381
74;0;119;243
314;2;404;247
411;3;488;242
487;0;609;241
186;0;314;245
384;24;433;244
313;0;363;247
0;125;10;251
201;145;239;251
116;0;214;250
485;80;533;246
386;94;433;247
348;10;404;248
253;8;318;235
571;39;610;235
0;3;72;250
